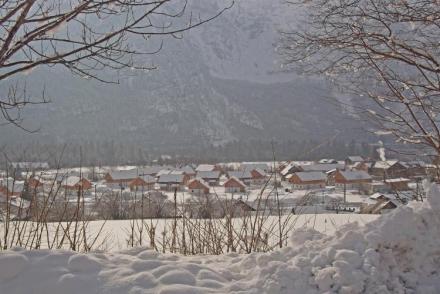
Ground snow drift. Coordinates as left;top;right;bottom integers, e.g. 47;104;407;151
1;185;440;294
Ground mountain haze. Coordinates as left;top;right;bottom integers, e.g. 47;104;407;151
0;0;372;159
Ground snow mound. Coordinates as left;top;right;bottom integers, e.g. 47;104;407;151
237;183;440;293
1;185;440;293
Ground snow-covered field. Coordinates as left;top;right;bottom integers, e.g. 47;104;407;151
0;213;378;252
1;185;440;293
79;213;379;251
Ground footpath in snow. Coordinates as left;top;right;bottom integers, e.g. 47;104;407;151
1;184;440;294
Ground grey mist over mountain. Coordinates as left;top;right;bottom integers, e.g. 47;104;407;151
1;0;373;162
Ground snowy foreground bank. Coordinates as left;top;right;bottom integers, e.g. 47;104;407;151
1;186;440;294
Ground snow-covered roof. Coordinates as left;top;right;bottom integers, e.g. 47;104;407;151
224;176;246;188
369;193;390;200
188;178;210;189
139;175;156;184
138;166;164;176
197;171;221;179
240;163;269;172
301;163;344;172
157;174;184;184
228;170;252;180
346;156;364;162
195;164;216;172
372;160;399;169
338;170;372;181
179;165;196;174
385;178;410;183
280;164;293;176
156;169;172;176
294;172;327;182
108;169;138;180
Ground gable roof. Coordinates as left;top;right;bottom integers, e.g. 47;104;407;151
338;170;372;181
187;178;210;190
301;163;344;172
195;164;216;172
280;163;299;176
197;171;221;179
294;172;327;182
179;165;196;174
107;169;138;181
224;177;246;188
138;166;165;176
251;168;266;178
240;163;269;172
346;156;364;162
157;174;185;184
372;160;399;170
228;170;252;179
139;175;156;184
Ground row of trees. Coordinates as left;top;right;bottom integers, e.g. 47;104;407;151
1;138;380;167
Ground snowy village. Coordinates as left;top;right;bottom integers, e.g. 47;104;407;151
2;0;440;293
1;155;432;224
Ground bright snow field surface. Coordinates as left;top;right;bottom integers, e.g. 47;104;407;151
1;185;440;293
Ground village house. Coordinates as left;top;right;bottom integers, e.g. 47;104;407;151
369;193;391;202
249;168;266;185
27;176;44;191
369;160;408;179
195;164;221;172
371;181;389;193
128;175;156;191
187;178;210;195
157;174;188;191
280;163;302;180
384;178;411;191
137;166;165;177
179;165;197;178
353;161;372;172
334;170;372;191
300;163;345;173
361;199;398;214
61;176;92;191
402;161;427;178
289;172;327;190
228;170;252;186
240;163;269;173
196;171;221;186
344;156;364;166
224;177;246;193
104;169;139;188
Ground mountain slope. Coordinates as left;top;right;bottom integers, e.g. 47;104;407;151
0;0;370;153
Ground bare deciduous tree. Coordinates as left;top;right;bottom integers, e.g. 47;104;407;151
280;0;440;159
0;0;232;126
